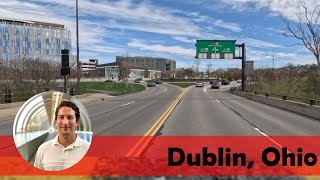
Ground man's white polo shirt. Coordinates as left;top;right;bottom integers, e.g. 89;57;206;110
34;134;90;171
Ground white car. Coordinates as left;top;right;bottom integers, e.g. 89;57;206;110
195;81;204;87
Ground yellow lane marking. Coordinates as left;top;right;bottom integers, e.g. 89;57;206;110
125;94;181;157
125;87;190;157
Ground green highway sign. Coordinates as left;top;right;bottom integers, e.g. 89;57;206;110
196;40;236;59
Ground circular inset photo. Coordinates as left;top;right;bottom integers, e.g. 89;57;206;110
13;91;92;171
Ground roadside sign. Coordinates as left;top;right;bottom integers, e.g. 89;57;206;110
196;40;235;59
245;61;254;76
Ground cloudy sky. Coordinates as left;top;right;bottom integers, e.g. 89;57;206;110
0;0;319;70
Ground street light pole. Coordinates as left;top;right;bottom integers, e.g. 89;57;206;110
272;55;274;69
262;54;275;69
76;0;80;93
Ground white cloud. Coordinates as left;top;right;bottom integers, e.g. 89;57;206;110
244;38;283;48
213;19;242;32
128;39;195;57
221;0;320;21
172;36;196;43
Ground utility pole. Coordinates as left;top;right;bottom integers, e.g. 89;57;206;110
76;0;80;93
272;55;274;69
262;54;275;69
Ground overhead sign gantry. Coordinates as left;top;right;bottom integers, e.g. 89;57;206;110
195;40;236;59
195;40;247;91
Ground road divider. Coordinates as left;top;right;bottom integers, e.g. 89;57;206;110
231;90;320;121
126;87;190;157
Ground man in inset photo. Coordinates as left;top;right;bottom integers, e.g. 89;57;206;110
34;101;90;171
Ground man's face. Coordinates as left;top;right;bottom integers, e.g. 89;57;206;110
55;106;79;137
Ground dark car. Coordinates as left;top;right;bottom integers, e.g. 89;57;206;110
210;79;219;84
153;79;162;84
221;79;230;85
211;80;220;89
147;81;156;87
105;80;113;82
134;78;142;83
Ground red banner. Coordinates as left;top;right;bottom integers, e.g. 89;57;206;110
1;136;320;175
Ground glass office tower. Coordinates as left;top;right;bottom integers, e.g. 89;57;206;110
0;18;71;61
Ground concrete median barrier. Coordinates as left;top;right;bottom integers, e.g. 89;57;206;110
231;90;320;121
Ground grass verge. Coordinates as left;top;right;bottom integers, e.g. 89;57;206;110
70;82;145;96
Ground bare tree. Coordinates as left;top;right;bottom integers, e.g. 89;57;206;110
206;62;212;79
282;1;320;74
193;59;201;77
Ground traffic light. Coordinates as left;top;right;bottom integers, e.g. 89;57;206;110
61;67;70;75
61;49;69;68
61;49;70;75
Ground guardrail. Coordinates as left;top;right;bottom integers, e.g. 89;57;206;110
229;87;320;106
0;87;86;104
229;88;320;120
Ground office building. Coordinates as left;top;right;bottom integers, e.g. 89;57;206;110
0;18;71;61
116;56;176;72
80;59;98;71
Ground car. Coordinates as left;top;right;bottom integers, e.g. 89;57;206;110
195;81;204;87
221;79;230;85
210;79;220;84
211;80;220;89
237;79;242;83
105;80;113;82
153;79;162;84
134;78;142;83
147;81;156;87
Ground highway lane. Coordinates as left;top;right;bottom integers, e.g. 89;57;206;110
0;119;13;135
90;83;181;135
0;83;181;136
160;82;320;136
160;83;261;135
208;87;320;136
86;82;168;118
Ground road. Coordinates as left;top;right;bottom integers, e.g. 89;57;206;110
161;82;320;136
1;81;320;137
0;83;181;136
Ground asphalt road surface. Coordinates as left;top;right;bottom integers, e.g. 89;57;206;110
161;82;320;136
1;82;320;138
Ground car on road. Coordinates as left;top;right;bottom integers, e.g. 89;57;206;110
221;79;230;85
211;80;220;89
147;81;156;87
105;80;113;82
210;79;219;84
134;78;142;83
153;79;162;84
195;81;204;87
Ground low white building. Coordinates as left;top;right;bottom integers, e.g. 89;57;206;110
80;59;98;75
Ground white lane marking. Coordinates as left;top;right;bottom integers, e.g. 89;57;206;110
203;85;210;93
164;86;167;93
155;85;167;96
216;99;221;103
254;127;288;151
121;101;136;107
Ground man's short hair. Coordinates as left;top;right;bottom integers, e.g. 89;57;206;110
55;101;80;121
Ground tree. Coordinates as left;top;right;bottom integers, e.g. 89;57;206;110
193;59;201;77
282;1;320;75
230;68;241;80
206;62;212;79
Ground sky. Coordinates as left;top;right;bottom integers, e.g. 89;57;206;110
1;0;319;71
